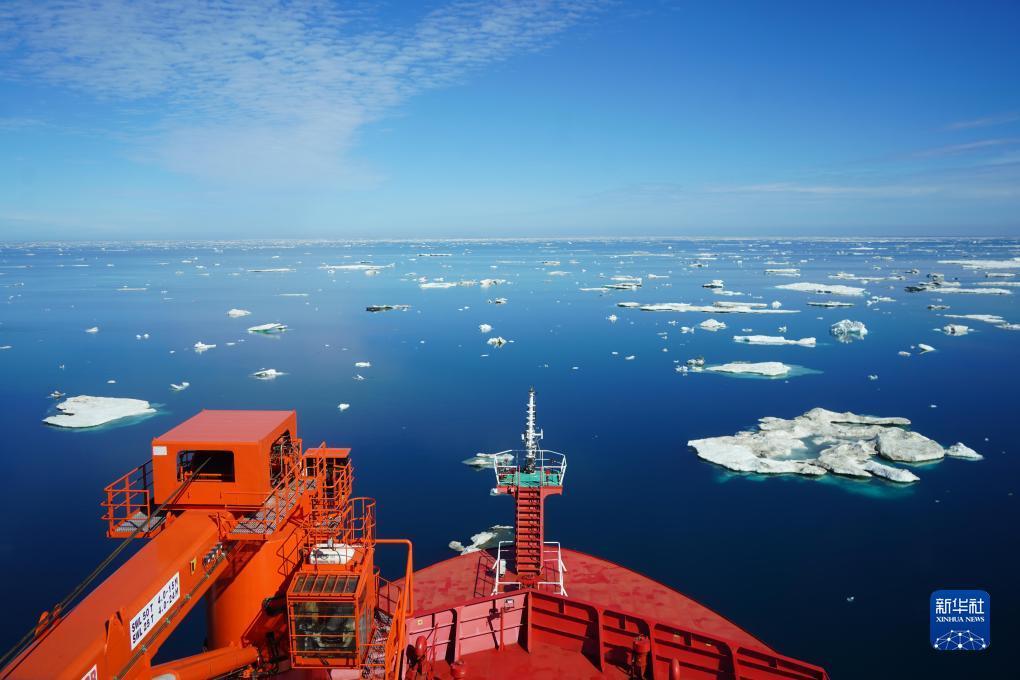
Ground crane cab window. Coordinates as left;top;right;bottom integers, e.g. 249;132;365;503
178;450;236;483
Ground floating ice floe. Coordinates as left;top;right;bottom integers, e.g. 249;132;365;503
765;268;800;276
247;322;287;334
699;318;727;331
248;267;294;273
942;324;970;335
170;382;190;391
227;308;251;317
776;282;866;296
449;525;514;554
830;319;868;341
687;408;981;483
366;304;410;312
43;395;155;428
354;361;371;368
419;281;458;289
937;257;1020;270
480;278;507;287
194;341;216;352
637;301;797;315
734;335;816;347
707;361;790;377
486;336;509;347
85;326;99;334
479;323;493;333
461;452;515;468
252;368;285;380
488;297;508;304
607;314;618;323
702;279;724;289
943;313;1019;330
321;263;393;272
918;344;935;353
807;300;854;308
337;403;350;412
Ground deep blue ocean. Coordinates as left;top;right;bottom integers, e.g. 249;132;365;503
0;239;1017;678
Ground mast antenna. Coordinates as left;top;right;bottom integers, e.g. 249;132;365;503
522;387;543;473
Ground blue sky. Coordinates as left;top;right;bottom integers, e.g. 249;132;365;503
1;0;1019;239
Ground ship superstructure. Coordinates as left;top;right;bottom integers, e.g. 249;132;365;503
0;397;830;680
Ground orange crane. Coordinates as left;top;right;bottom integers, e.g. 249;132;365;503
0;410;412;680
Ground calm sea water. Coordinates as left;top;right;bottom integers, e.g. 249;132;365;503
0;238;1017;678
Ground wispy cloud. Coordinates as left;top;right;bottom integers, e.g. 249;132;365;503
946;112;1020;130
0;0;604;183
912;138;1020;158
705;182;940;197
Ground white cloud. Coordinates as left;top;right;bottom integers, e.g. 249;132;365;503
0;0;604;184
946;112;1020;130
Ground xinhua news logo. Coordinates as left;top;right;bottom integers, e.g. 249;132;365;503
930;590;990;651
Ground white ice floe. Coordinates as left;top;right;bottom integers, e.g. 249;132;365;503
354;361;371;368
708;361;790;377
480;278;507;287
449;525;514;554
337;403;350;412
194;341;216;352
607;314;618;323
942;324;970;336
688;408;980;483
227;308;251;317
931;287;1011;295
461;452;515;468
807;300;854;308
321;263;393;272
702;279;725;289
419;281;458;289
486;336;509;347
479;323;493;333
733;335;816;347
937;257;1020;269
366;304;410;312
247;322;287;333
943;313;1018;330
85;326;99;334
638;302;797;315
44;395;155;428
252;368;285;380
699;318;727;331
776;282;866;296
170;382;190;391
765;268;800;276
918;344;935;353
946;443;983;460
248;267;293;273
830;319;868;341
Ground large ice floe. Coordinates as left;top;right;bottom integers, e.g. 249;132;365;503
707;361;791;377
44;395;155;428
635;301;797;314
733;335;816;347
687;408;981;484
775;282;866;296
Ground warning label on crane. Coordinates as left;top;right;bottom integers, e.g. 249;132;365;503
129;572;181;649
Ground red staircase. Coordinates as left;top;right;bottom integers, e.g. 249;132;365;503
514;487;543;585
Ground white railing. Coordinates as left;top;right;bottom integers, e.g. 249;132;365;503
490;449;567;488
490;540;567;597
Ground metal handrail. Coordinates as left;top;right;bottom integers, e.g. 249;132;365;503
491;540;567;596
490;448;567;487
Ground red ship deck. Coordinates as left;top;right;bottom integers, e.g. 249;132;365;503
411;547;772;652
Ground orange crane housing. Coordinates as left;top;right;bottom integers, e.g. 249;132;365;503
1;399;830;680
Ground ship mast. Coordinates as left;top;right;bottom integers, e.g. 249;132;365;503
522;387;543;474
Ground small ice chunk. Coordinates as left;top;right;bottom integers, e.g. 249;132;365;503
607;314;618;323
252;368;285;380
247;322;287;334
227;308;251;317
917;343;935;353
942;324;970;335
699;318;727;331
946;443;983;460
338;403;351;412
479;323;493;333
85;326;99;334
354;361;371;368
194;341;216;352
776;282;866;296
487;336;508;347
830;319;868;341
170;382;190;391
733;335;815;347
